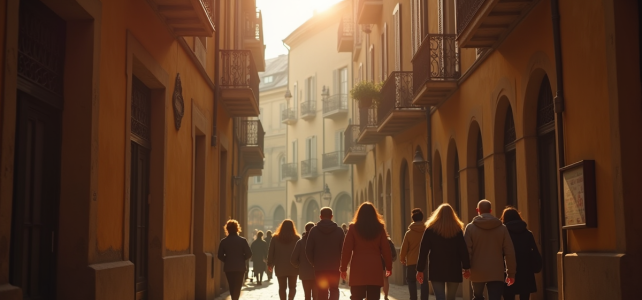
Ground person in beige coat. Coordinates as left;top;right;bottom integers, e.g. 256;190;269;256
400;208;428;300
464;200;516;300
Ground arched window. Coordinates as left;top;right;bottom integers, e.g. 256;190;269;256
273;206;285;230
248;207;265;236
279;155;286;181
477;131;485;199
453;149;461;215
504;106;517;208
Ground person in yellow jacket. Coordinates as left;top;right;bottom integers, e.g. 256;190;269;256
400;208;429;300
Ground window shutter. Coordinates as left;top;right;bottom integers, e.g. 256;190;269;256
304;79;309;102
312;136;317;158
394;4;402;72
313;76;317;102
333;69;339;95
293;140;298;163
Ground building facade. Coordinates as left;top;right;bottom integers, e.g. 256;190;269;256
342;0;642;299
283;1;355;233
248;55;288;235
0;0;265;299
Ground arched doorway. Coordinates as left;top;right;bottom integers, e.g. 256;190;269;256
412;147;427;215
400;161;410;239
447;140;461;216
290;202;298;231
273;205;285;230
504;105;518;208
333;194;353;227
432;151;443;210
304;199;320;226
536;75;559;299
385;170;392;229
248;207;265;236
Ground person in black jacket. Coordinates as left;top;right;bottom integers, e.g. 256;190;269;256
251;230;268;285
501;207;540;300
416;204;470;300
217;219;252;300
306;207;345;300
265;230;274;280
291;222;317;300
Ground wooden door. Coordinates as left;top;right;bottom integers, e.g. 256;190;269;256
10;91;61;300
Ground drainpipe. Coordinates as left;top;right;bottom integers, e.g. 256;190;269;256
212;0;221;146
551;0;567;297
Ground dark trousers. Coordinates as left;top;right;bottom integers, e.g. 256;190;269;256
471;281;505;300
502;292;531;300
405;265;429;300
350;285;381;300
315;270;341;300
277;275;298;300
302;279;317;300
225;271;245;300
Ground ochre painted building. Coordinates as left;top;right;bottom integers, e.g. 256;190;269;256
342;0;642;299
0;0;265;299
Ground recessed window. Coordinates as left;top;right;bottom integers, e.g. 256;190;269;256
264;76;274;83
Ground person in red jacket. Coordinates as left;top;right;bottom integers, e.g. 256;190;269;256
340;202;392;300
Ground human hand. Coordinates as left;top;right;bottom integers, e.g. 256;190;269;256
401;260;406;265
506;277;515;286
268;266;273;272
341;271;347;280
463;269;470;279
416;272;424;284
385;270;392;277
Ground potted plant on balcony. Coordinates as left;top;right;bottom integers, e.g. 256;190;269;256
350;81;382;109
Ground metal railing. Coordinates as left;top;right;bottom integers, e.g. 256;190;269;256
237;120;265;150
378;71;419;123
456;0;485;36
338;16;353;44
301;159;318;177
244;9;264;42
323;94;348;114
219;50;260;102
281;163;298;180
323;151;346;170
412;34;460;96
359;106;378;134
281;108;296;122
300;101;316;117
345;125;367;155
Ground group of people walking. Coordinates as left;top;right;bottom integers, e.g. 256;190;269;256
217;199;541;300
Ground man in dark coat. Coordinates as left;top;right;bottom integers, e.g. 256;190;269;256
306;207;345;300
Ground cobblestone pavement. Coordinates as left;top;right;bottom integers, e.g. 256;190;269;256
214;277;464;300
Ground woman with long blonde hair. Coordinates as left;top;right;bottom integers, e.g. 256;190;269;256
268;219;300;300
415;204;471;300
340;202;393;300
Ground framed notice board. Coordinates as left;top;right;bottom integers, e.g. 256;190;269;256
560;160;597;229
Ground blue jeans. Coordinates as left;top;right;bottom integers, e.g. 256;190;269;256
430;281;460;300
405;266;429;300
471;281;505;300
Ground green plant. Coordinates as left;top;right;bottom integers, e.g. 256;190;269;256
350;81;382;103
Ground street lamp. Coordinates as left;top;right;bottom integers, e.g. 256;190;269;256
413;149;429;174
321;184;332;207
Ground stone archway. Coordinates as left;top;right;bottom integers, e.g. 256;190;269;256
333;194;353;227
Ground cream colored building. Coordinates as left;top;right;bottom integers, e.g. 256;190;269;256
248;55;288;234
283;1;355;233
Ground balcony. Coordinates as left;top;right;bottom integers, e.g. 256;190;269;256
412;35;461;106
281;163;298;181
323;151;349;172
219;50;260;117
353;24;363;61
323;94;348;119
238;120;265;164
244;9;266;72
148;0;215;36
357;0;383;24
337;17;354;53
456;0;538;48
300;101;316;120
343;125;367;164
301;159;318;179
357;106;385;144
378;72;425;136
281;108;297;125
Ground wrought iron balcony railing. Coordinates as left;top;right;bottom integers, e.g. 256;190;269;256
300;101;316;119
412;34;460;96
301;159;318;178
281;108;297;123
378;71;419;123
323;94;348;117
238;120;264;148
281;163;298;181
337;17;354;52
344;125;367;164
244;9;264;42
323;151;348;171
359;106;378;134
220;50;259;98
457;0;485;37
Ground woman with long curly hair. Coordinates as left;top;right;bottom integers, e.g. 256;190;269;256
340;202;393;300
217;219;252;300
268;219;300;300
416;204;470;300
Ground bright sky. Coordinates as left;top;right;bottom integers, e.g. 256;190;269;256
257;0;343;59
